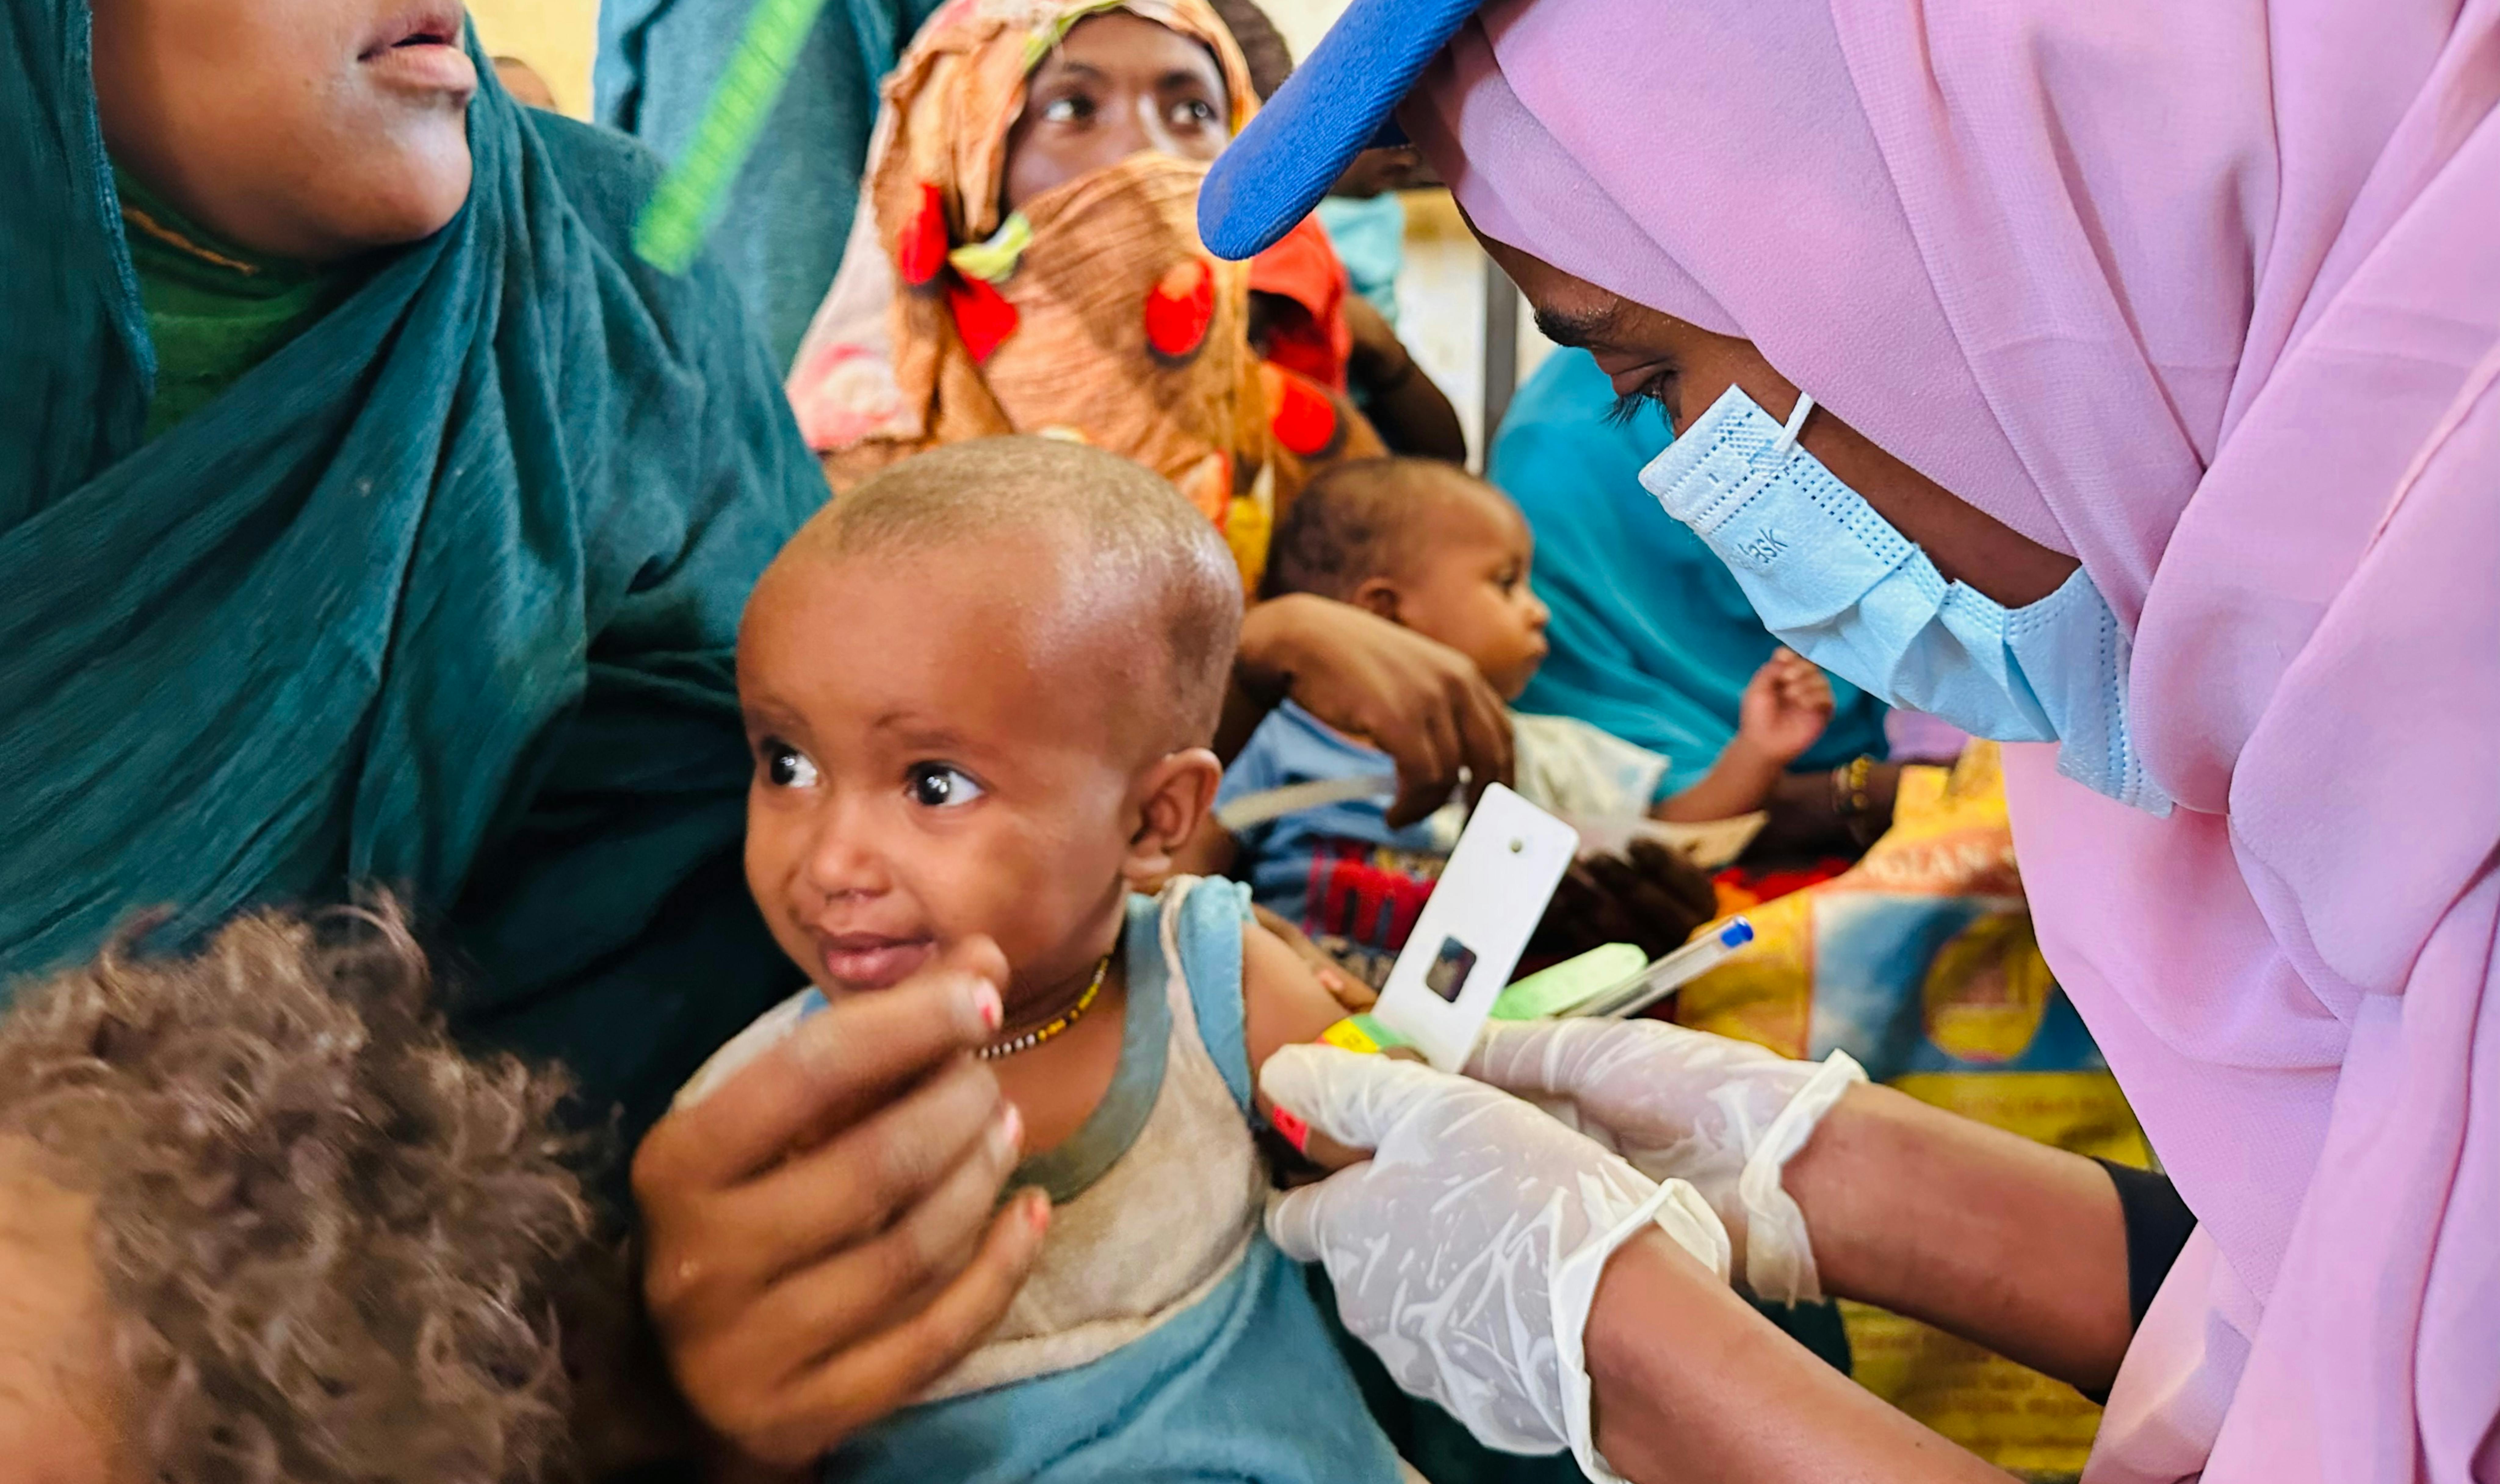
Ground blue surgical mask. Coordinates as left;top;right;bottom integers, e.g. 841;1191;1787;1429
1638;384;2171;816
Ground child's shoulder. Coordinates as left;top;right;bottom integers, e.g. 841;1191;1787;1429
1265;700;1387;761
1140;877;1342;1127
1220;702;1395;810
1178;881;1349;1081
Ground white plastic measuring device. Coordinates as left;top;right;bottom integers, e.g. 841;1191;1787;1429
1369;784;1578;1071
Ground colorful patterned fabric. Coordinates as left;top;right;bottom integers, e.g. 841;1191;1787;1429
783;0;1376;588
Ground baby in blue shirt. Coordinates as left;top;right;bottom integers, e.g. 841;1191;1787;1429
1185;457;1833;985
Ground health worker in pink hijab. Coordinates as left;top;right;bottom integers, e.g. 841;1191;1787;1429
1201;1;2500;1481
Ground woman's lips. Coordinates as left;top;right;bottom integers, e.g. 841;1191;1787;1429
359;7;477;98
361;39;478;97
816;935;938;990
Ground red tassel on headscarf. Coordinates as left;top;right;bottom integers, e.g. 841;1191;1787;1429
1267;366;1343;458
1144;259;1216;364
898;182;949;287
947;275;1020;363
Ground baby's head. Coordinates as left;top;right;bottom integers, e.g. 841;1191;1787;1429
739;437;1242;1007
1265;458;1551;699
90;0;478;261
0;900;594;1484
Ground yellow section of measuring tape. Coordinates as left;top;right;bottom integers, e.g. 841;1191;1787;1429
1321;1014;1410;1054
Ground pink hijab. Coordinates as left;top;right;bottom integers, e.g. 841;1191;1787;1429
1406;2;2500;1478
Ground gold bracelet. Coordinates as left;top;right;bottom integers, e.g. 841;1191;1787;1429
1835;755;1877;845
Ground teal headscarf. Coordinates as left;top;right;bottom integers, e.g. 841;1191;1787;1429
1;1;823;1138
1495;350;1888;788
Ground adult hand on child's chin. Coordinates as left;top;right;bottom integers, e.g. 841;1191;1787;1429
1235;594;1515;827
632;940;1048;1476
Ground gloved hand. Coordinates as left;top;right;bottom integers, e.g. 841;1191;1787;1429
1261;1045;1727;1483
1468;1017;1865;1304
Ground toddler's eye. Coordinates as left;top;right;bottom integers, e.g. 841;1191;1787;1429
906;763;986;809
762;739;820;789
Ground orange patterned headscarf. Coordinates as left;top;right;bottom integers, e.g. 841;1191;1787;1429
786;0;1377;589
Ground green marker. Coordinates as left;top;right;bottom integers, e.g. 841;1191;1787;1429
632;0;836;273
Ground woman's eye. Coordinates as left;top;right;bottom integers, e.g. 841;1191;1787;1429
1604;368;1680;429
907;763;986;809
1042;94;1092;123
1171;97;1218;126
762;739;820;789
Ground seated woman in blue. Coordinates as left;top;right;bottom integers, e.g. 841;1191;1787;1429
1491;349;1913;852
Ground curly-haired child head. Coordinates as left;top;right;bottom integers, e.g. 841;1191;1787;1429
0;901;594;1484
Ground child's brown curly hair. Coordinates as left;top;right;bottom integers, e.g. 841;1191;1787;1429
0;899;598;1484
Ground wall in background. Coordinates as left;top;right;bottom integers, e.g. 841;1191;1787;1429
469;0;1345;117
468;0;601;117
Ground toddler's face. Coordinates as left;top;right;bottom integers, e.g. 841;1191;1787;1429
1392;487;1552;701
739;544;1154;1009
90;0;476;262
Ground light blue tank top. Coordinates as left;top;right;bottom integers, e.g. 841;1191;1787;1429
822;882;1401;1483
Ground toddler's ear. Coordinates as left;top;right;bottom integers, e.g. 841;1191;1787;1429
1128;748;1224;882
1350;575;1403;625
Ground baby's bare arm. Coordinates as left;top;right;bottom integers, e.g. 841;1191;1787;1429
1241;919;1360;1078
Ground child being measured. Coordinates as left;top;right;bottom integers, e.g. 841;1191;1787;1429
678;436;1404;1483
1192;457;1837;987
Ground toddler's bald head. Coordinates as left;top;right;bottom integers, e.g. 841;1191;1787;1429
770;437;1244;753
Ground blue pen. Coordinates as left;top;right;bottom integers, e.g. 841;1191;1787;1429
1583;917;1757;1021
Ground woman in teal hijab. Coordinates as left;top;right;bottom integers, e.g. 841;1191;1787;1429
1;0;822;1141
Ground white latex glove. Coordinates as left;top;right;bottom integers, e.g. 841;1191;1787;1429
1468;1018;1865;1304
1262;1045;1728;1483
